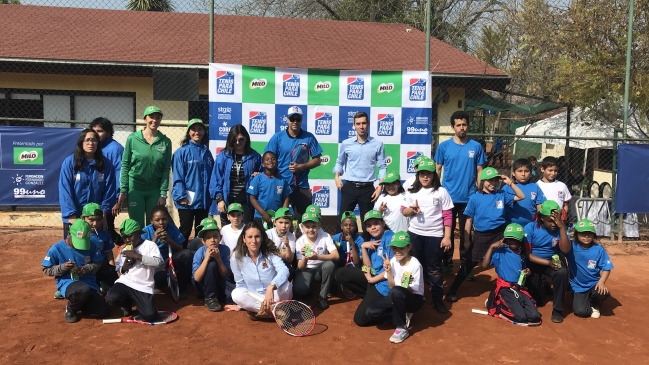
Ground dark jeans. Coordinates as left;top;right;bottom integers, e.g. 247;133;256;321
366;286;425;328
409;232;445;301
443;203;467;269
289;187;313;221
337;182;375;233
178;208;209;245
96;258;118;287
193;260;236;304
572;287;609;317
154;249;193;290
65;281;109;317
353;284;386;327
335;266;368;297
527;260;569;312
106;283;157;322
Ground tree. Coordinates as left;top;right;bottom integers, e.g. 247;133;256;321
1;0;21;4
127;0;174;12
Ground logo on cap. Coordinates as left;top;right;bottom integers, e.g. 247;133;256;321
399;235;405;240
76;231;84;238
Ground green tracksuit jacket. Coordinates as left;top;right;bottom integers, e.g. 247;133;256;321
120;130;172;195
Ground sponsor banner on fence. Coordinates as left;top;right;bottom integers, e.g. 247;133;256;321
209;63;432;214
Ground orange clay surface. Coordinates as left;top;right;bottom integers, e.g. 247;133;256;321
2;228;649;364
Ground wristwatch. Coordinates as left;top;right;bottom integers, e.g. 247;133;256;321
216;195;224;202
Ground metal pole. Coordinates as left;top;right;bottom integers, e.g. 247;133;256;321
425;0;431;71
611;128;621;241
566;105;571;172
622;0;635;139
209;0;214;63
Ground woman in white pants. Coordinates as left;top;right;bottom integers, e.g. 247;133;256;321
228;221;292;320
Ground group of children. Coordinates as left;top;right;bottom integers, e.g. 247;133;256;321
42;154;613;343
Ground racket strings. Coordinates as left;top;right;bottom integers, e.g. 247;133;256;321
273;302;314;336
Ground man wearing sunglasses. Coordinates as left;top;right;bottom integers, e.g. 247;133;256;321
265;106;323;220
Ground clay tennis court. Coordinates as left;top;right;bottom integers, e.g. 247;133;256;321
2;228;648;364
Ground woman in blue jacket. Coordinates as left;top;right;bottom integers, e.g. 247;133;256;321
172;119;215;242
59;129;116;237
209;125;262;226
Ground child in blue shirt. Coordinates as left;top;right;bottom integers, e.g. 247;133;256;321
81;203;117;291
192;217;234;312
504;158;546;226
482;223;541;325
523;200;570;323
333;211;365;299
248;151;290;226
559;219;613;319
446;167;524;303
42;220;108;323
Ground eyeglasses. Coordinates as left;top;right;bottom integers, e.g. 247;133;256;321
83;138;98;143
288;117;302;123
234;138;246;144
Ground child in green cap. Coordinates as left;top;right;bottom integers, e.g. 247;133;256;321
559;219;613;319
42;220;109;323
366;231;425;344
481;223;541;325
221;202;246;253
266;208;297;266
106;219;164;322
374;171;408;232
82;202;118;291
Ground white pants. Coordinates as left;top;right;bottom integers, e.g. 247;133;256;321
231;281;293;312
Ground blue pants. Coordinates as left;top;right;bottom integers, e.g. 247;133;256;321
409;232;444;301
193;260;235;304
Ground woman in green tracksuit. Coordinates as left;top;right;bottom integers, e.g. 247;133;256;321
113;105;172;228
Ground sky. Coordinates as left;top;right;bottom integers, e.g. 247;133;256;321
20;0;225;13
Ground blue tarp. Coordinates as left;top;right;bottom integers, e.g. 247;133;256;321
616;144;649;213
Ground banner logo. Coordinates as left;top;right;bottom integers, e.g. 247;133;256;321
377;114;395;136
385;156;393;166
248;111;267;135
216;71;235;95
14;148;43;165
347;78;365;100
377;82;394;93
249;78;267;89
314;81;331;92
320;155;331;165
407;126;428;135
282;74;301;97
406;152;424;173
314;112;333;135
312;186;330;208
409;78;427;101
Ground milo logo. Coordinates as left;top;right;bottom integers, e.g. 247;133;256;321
377;83;394;93
249;78;267;89
320;155;331;165
314;81;331;92
14;148;43;165
385;156;393;165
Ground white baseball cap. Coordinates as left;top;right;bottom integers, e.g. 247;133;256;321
287;106;303;117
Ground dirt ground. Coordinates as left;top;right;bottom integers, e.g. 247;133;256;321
2;228;649;365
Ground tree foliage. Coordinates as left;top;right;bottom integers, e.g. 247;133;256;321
127;0;174;12
1;0;21;4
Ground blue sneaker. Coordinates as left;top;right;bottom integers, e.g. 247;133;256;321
54;291;64;299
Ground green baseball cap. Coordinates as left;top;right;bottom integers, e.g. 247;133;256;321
413;155;429;168
143;105;163;118
119;219;141;236
274;208;293;221
574;219;596;234
363;210;383;222
187;118;205;130
417;159;436;172
305;204;322;217
380;172;400;185
503;223;525;241
341;211;357;222
539;200;561;216
69;220;91;250
480;167;500;180
302;212;320;223
81;202;102;217
227;202;244;213
389;231;411;247
197;217;220;238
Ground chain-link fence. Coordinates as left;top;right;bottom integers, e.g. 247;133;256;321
1;0;648;239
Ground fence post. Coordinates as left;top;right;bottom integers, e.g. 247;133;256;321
209;0;214;63
611;128;622;242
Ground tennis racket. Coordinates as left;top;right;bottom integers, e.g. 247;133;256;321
290;143;310;186
103;311;178;325
340;240;357;300
472;309;541;327
247;291;316;337
167;241;180;303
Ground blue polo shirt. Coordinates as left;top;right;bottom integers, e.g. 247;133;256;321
490;246;526;283
41;240;103;296
247;173;291;218
333;136;386;182
332;232;365;261
504;182;546;226
141;221;186;258
464;190;514;232
191;244;231;283
264;129;323;188
362;230;395;296
523;222;566;259
434;138;487;203
566;242;614;293
91;229;115;260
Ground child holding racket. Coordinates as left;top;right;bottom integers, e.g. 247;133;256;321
221;203;245;253
559;219;613;319
523;200;570;323
401;159;453;314
106;219;164;322
81;203;118;290
192;217;234;312
481;223;541;325
248;151;291;227
445;167;525;304
374;171;408;232
141;205;192;300
365;231;424;343
42;220;109;323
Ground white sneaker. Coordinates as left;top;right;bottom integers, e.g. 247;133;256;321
405;312;413;328
153;289;163;294
389;328;409;344
591;306;601;318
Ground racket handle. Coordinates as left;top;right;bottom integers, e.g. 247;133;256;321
472;309;489;315
246;291;265;302
103;318;123;324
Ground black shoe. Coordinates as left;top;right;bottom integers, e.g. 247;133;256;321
205;298;223;312
179;288;188;301
196;291;205;300
433;299;449;314
445;292;458;303
64;306;80;323
551;310;563;323
121;306;133;317
317;298;330;310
